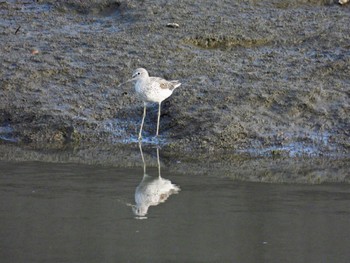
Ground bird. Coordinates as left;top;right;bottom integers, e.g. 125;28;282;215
126;68;181;140
132;142;180;218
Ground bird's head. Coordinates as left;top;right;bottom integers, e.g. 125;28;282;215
132;68;149;79
117;68;149;88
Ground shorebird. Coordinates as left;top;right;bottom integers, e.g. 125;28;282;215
123;68;181;140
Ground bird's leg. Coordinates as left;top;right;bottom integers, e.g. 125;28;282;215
139;103;147;140
156;102;161;137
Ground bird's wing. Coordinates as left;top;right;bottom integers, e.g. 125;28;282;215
152;77;181;91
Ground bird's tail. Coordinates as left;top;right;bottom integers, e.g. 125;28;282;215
171;80;181;90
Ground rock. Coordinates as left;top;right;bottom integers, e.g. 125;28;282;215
166;23;180;28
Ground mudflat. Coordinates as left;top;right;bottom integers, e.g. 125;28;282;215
1;0;349;159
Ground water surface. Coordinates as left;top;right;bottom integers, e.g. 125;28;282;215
0;153;349;263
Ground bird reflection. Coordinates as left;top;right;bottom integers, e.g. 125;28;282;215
132;143;180;219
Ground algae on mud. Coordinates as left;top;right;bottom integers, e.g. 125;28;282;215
0;0;349;158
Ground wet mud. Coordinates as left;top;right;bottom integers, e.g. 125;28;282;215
0;142;349;184
1;0;349;159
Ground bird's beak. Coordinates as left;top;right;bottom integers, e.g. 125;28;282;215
117;77;136;88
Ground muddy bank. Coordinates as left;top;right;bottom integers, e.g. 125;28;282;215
0;142;349;184
0;0;349;157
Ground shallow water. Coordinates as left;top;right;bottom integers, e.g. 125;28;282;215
1;147;350;263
